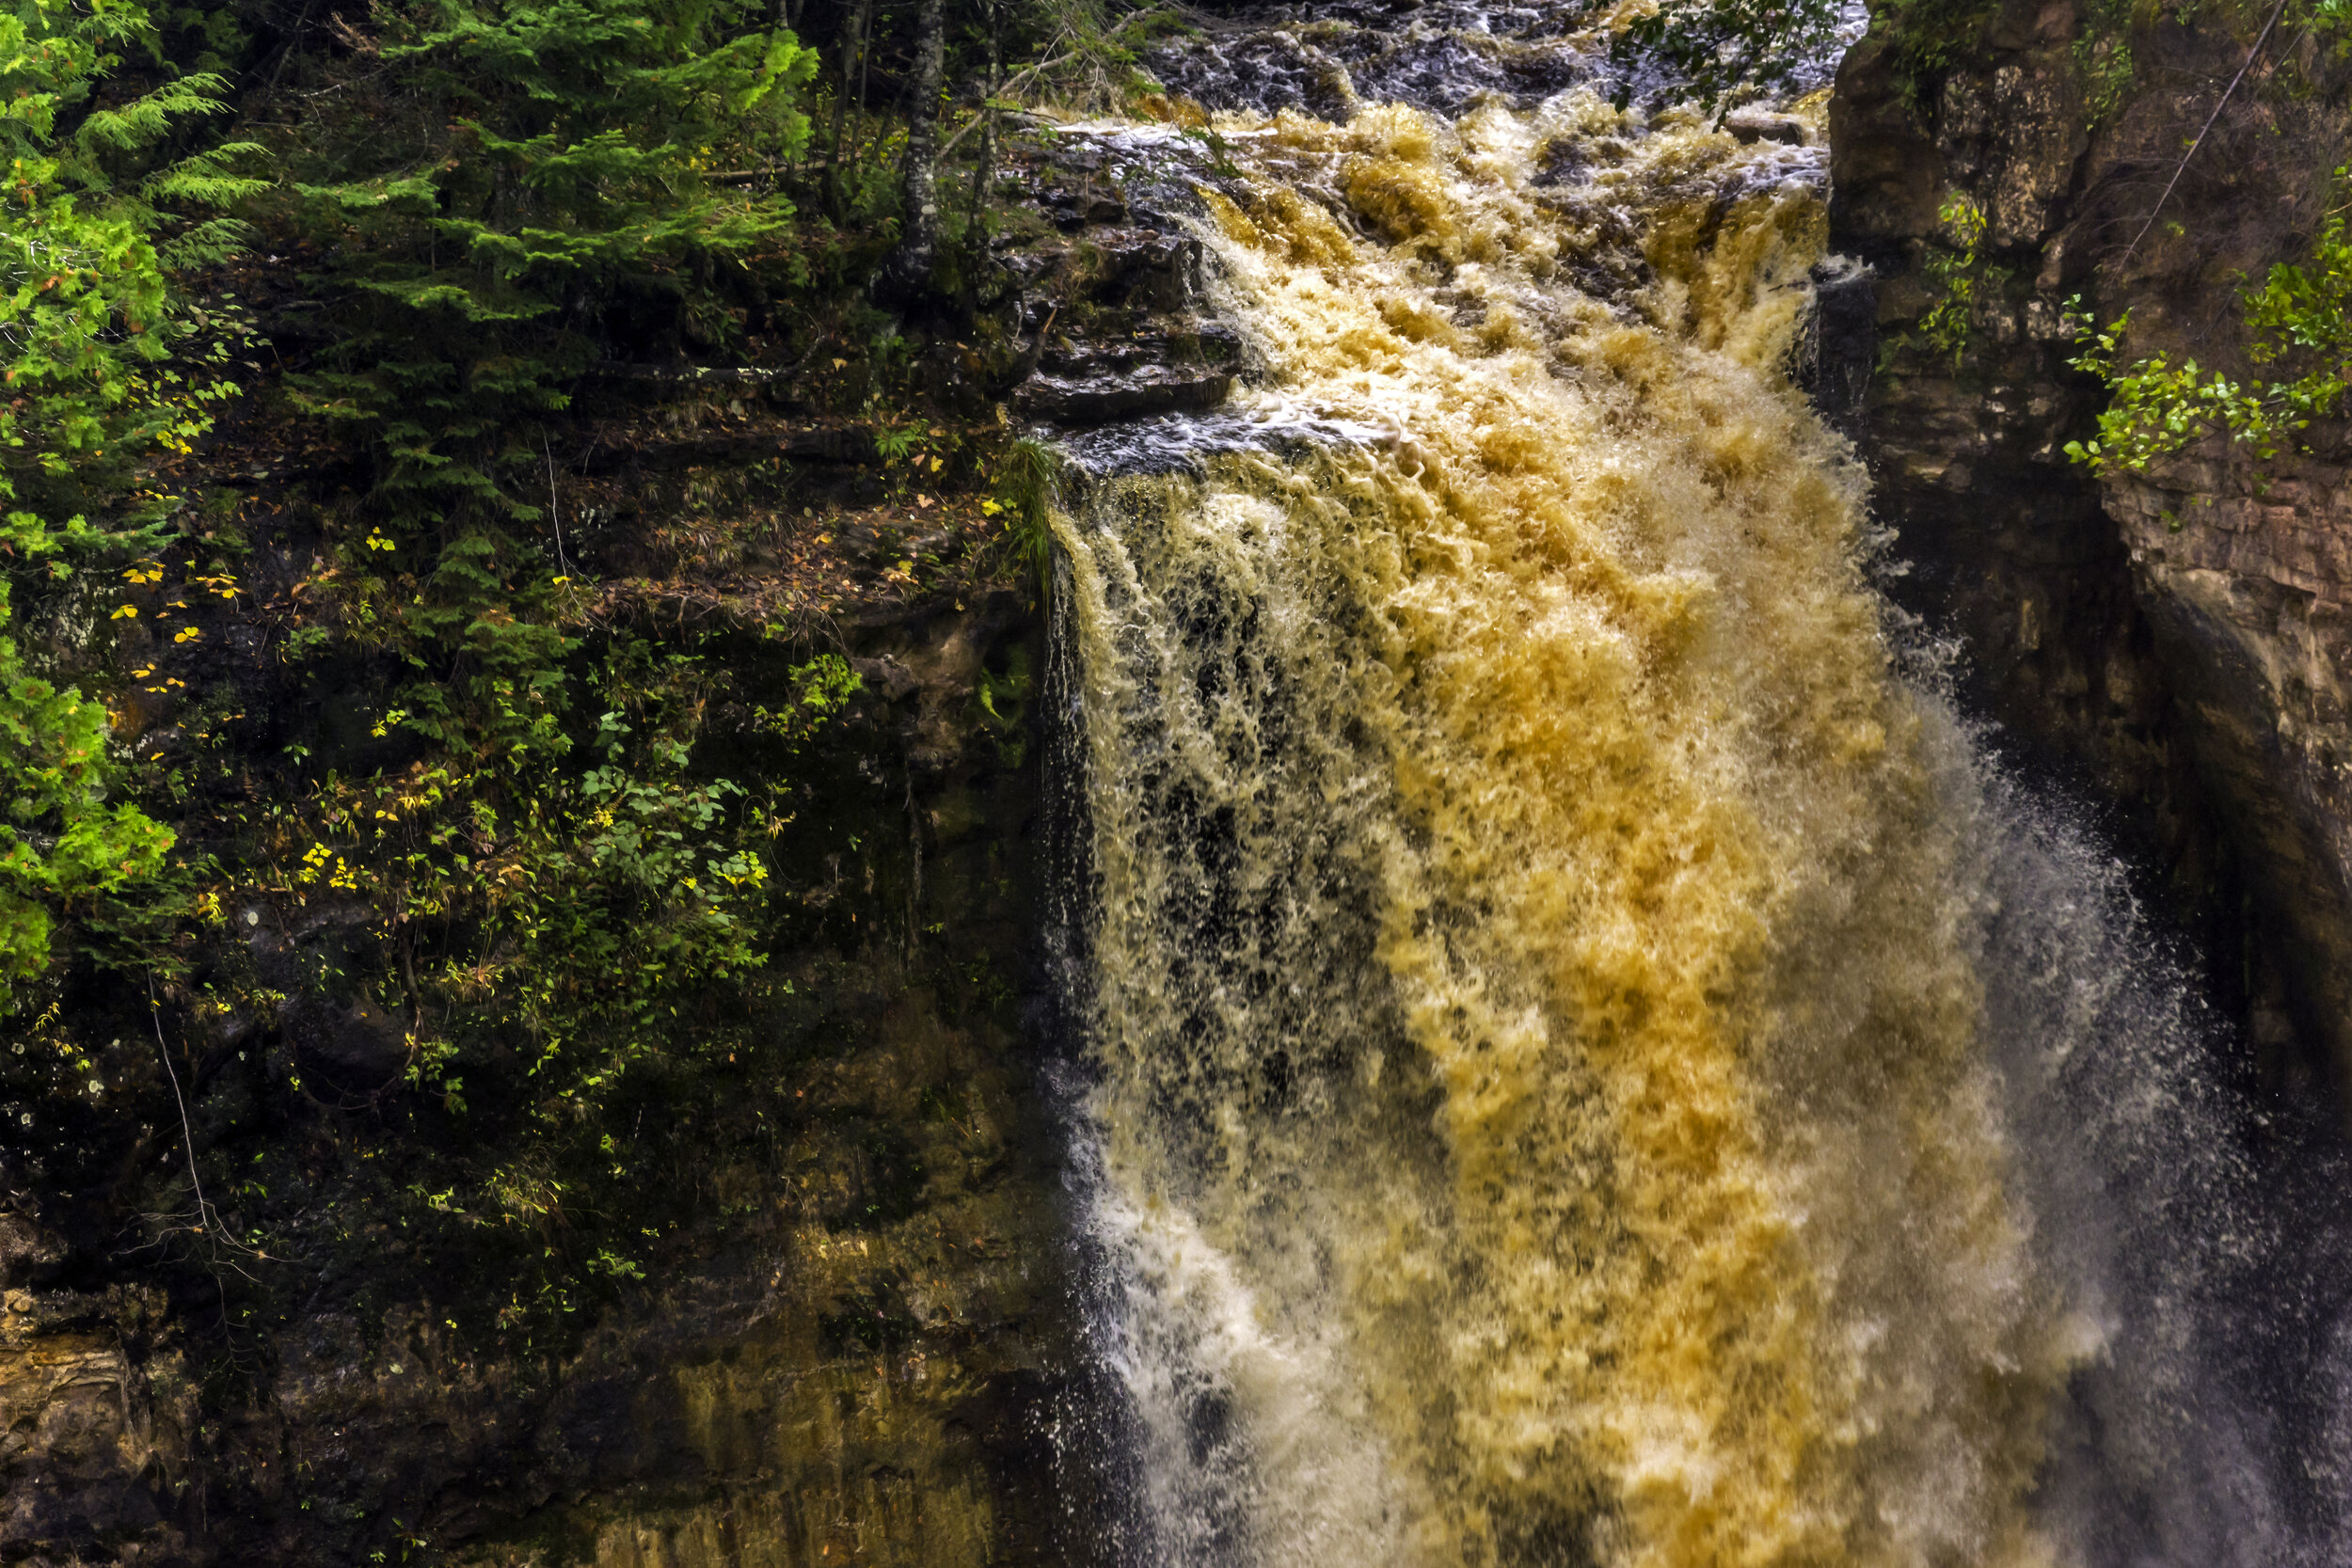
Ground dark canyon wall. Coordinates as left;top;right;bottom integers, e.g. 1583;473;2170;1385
1;590;1084;1567
1830;0;2352;1106
0;140;1223;1566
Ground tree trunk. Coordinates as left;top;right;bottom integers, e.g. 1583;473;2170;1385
965;0;999;245
887;0;946;293
824;0;870;220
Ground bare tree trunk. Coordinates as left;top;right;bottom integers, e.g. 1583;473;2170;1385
824;0;871;219
965;0;999;243
887;0;947;293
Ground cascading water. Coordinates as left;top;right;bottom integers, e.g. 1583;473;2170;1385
1038;12;2352;1564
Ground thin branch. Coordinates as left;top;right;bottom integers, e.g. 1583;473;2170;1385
142;978;270;1281
938;40;1080;159
149;978;215;1232
2122;0;2291;265
544;433;568;577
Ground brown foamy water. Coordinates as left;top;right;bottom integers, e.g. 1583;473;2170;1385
1057;89;2093;1568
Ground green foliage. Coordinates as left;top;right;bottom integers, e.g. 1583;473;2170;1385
751;653;862;745
2;0;260;555
2065;174;2352;474
238;634;869;1352
2074;19;2137;126
273;0;823;773
1919;192;1994;370
0;585;170;998
286;0;818;530
2315;0;2352;40
1878;192;2006;374
996;435;1057;599
1607;0;1845;113
2061;310;2272;470
1002;0;1184;114
260;0;832;1107
289;642;866;1119
0;0;260;1010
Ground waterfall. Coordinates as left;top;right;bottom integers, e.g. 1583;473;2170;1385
1040;67;2352;1568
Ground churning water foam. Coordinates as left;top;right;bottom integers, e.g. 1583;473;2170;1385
1038;61;2352;1568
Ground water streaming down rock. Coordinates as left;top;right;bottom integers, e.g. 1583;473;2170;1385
1039;27;2352;1568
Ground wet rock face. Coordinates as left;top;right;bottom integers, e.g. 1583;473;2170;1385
2104;443;2352;1078
1148;1;1604;121
1830;0;2352;1101
996;137;1243;431
1149;0;1856;120
1830;1;2171;853
0;1283;192;1565
0;594;1091;1567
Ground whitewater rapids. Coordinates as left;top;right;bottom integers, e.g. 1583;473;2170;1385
1042;68;2350;1568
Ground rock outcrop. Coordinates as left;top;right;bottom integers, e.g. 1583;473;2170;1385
1831;0;2352;1101
0;109;1250;1565
1001;134;1246;430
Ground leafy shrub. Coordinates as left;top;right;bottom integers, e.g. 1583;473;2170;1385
995;435;1058;599
1919;192;2000;369
2066;169;2352;475
1609;0;1845;114
0;589;173;995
